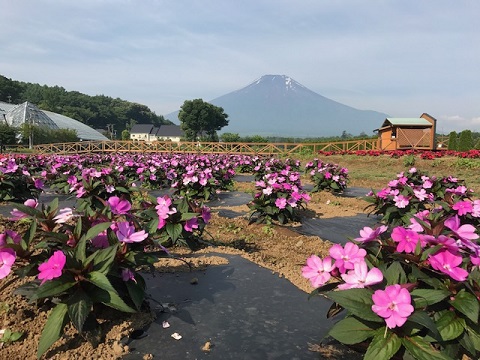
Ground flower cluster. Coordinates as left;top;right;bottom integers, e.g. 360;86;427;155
248;170;310;224
304;174;480;359
365;167;471;226
305;158;348;193
0;155;44;202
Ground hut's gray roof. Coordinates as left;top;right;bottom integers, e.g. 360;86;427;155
0;101;108;141
158;125;183;137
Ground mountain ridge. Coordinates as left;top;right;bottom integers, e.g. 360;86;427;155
165;75;389;137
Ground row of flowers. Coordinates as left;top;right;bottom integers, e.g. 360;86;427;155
303;168;480;359
318;149;480;159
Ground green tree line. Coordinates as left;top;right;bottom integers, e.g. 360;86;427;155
0;75;171;137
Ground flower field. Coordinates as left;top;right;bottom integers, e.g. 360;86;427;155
0;151;479;359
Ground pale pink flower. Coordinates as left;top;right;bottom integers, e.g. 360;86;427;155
53;207;73;224
338;261;383;290
413;188;428;201
429;250;468;281
275;198;287;209
329;243;366;273
116;222;148;243
372;284;414;328
471;200;480;217
0;248;16;279
355;225;387;243
108;196;132;215
262;187;273;195
302;255;335;288
393;194;409;208
38;250;66;285
10;198;38;220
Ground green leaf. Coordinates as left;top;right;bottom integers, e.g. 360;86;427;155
408;311;441;341
74;237;87;264
383;262;407;285
328;316;377;345
91;244;119;274
402;336;453;360
166;223;183;243
24;219;37;247
31;276;77;302
73;216;83;240
325;288;382;322
364;330;402;360
411;288;450;308
67;288;92;333
436;311;466;341
450;289;479;324
83;221;112;242
125;278;146;310
37;303;69;359
86;271;135;313
11;203;43;219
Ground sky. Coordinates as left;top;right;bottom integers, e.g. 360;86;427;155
1;0;479;133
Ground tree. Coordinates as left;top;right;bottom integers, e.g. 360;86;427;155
458;130;474;151
447;131;458;151
220;132;241;142
121;129;130;140
178;99;229;141
0;123;17;145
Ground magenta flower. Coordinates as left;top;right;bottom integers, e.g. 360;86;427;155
355;225;387;243
452;201;473;216
329;243;366;273
184;217;199;232
0;248;16;279
275;198;287;209
116;222;148;243
391;227;421;253
201;207;211;223
372;284;414;328
34;178;45;189
121;268;136;283
302;255;335;288
38;250;66;285
108;196;132;215
429;250;468;281
0;230;21;247
444;215;479;242
338;261;383;290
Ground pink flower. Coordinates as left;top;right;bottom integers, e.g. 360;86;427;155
275;198;287;209
329;243;366;273
38;250;66;285
429;250;469;281
0;248;16;279
444;215;479;242
372;284;414;328
391;227;421;253
452;201;473;216
355;225;387;243
413;188;428;201
10;198;38;220
116;222;148;243
91;231;109;248
302;255;335;288
108;196;132;215
184;217;199;232
338;261;383;290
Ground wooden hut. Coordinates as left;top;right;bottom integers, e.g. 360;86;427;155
376;113;437;151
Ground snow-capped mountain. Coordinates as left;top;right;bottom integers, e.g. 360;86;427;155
165;75;388;137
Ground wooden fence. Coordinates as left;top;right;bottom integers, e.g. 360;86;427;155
28;139;380;156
